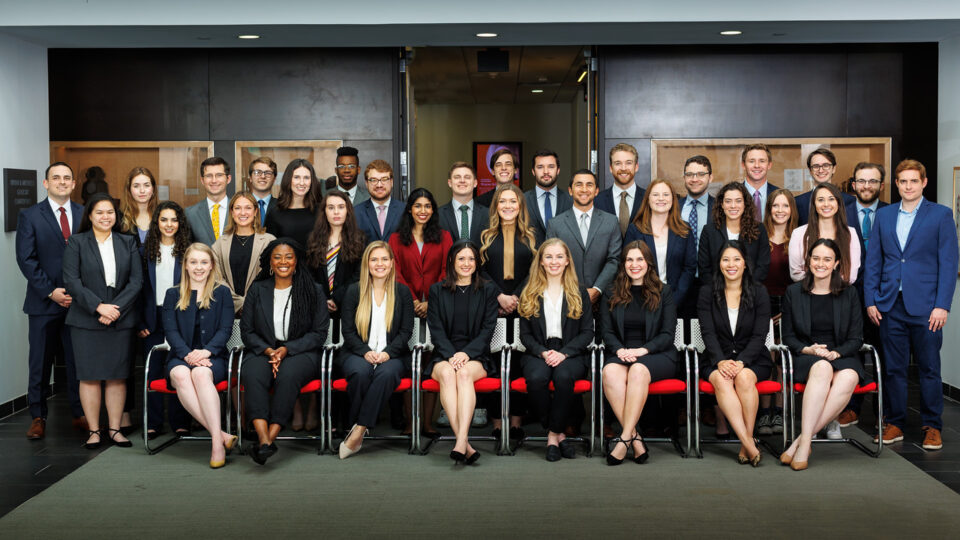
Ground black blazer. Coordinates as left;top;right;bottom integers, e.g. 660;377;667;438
437;201;490;246
519;287;594;362
781;283;863;359
240;280;329;359
696;282;771;372
15;199;84;316
480;229;535;296
62;231;143;330
595;185;646;236
311;254;362;313
697;223;770;286
340;282;415;359
161;284;234;360
599;285;677;358
624;226;697;307
427;281;499;361
140;249;182;333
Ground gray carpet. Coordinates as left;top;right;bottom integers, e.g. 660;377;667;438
1;431;958;539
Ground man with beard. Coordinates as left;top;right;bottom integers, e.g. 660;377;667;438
524;149;572;246
354;159;403;243
326;146;369;206
477;148;518;209
741;143;782;221
596;143;646;238
248;156;278;227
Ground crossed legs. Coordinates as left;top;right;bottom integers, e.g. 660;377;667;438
782;361;859;466
710;368;760;460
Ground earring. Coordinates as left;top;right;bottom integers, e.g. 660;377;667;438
269;268;274;275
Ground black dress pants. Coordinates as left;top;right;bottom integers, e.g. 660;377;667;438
522;353;586;434
340;353;406;428
242;353;318;427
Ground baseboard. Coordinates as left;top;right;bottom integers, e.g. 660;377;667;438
0;393;29;421
944;382;960;403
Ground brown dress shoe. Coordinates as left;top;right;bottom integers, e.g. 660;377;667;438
873;424;904;444
26;418;45;440
72;416;89;431
921;426;943;450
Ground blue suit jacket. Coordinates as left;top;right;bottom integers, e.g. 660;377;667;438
161;284;235;361
355;198;405;244
16;199;85;316
595;185;646;237
140;248;183;333
845;198;888;294
623;225;697;306
863;198;959;316
795;189;857;226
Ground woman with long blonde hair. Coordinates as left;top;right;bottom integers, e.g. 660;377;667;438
161;243;236;467
337;241;414;459
119;166;159;244
517;238;593;461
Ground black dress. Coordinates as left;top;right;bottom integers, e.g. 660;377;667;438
265;207;316;247
603;286;677;381
791;293;866;384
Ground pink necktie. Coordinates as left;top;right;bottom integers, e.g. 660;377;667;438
377;205;387;235
753;189;762;220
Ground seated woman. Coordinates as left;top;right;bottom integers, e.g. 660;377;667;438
427;240;500;465
779;239;864;471
338;241;414;458
162;243;237;468
211;191;276;315
697;240;772;466
600;240;678;465
240;238;329;465
517;238;593;461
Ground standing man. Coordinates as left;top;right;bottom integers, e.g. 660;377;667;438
355;159;404;243
794;147;856;225
477;148;519;209
740;144;781;221
185;156;231;246
546;169;621;305
865;159;958;450
16;162;86;439
595;143;646;238
325;146;370;206
524;149;572;246
678;155;716;292
248;156;278;227
438;161;489;245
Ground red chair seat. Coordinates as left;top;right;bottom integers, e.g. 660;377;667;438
236;380;321;394
421;377;500;393
149;379;231;394
793;381;877;394
509;378;591;393
331;378;412;392
699;379;781;394
649;379;686;394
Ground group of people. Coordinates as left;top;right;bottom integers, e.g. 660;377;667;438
16;141;956;471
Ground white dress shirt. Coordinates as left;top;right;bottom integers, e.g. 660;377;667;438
343;184;359;204
727;306;739;335
206;197;228;237
273;287;292;342
543;289;564;339
97;233;117;287
452;199;474;238
155;243;176;306
572;207;594;245
654;234;668;283
367;295;388;353
48;198;73;232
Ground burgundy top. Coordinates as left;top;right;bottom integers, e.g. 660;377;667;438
764;240;791;297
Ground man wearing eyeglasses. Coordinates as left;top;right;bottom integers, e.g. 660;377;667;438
794;147;856;225
326;146;369;206
355;159;403;243
595;143;646;239
248;157;278;227
185;156;231;246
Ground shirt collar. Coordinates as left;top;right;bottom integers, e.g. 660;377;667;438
612;182;636;199
743;181;766;196
207;197;225;210
898;197;923;216
452;199;474;212
536;185;557;199
685;192;707;207
254;194;272;204
343;184;358;198
573;206;593;220
48;197;68;214
857;200;879;213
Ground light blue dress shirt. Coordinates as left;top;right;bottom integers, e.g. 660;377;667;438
681;193;709;247
535;186;558;224
895;197;922;291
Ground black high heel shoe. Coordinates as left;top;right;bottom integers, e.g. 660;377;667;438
106;428;132;448
465;449;481;465
84;430;101;450
449;450;466;463
606;437;629;466
633;436;650;464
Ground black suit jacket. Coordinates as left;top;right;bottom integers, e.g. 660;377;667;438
240;280;329;359
437;200;490;246
845;199;888;294
140;249;182;333
697;224;770;286
595;185;646;236
480;230;535;296
476;189;497;210
524;188;572;245
427;281;499;361
62;231;143;330
16;199;84;316
519;287;594;362
161;284;235;360
340;282;414;359
599;285;678;359
623;226;697;307
696;283;771;372
780;283;863;359
310;254;362;314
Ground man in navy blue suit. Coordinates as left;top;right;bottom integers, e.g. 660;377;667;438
794;147;856;225
15;162;86;439
865;159;958;450
524;149;572;246
354;159;404;244
595;143;646;238
740;144;782;221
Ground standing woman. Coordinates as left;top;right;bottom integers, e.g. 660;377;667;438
119;166;159;245
697;240;772;466
306;190;366;319
265;159;323;247
337;241;415;458
139;201;193;439
698;182;770;286
162;243;236;468
624;179;697;307
788;183;860;284
240;239;329;465
427;241;500;464
600;240;679;465
62;193;143;449
211;191;276;314
779;239;864;470
517;238;593;461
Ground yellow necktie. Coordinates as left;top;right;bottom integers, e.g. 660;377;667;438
211;204;220;240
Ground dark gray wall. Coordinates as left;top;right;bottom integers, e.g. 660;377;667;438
48;48;398;182
598;44;938;198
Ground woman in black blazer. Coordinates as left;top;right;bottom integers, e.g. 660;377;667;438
779;239;864;471
240;238;329;465
62;193;143;449
600;240;679;465
306;190;366;319
427;240;500;464
697;239;772;466
337;241;414;459
698;182;770;286
162;243;236;468
517;238;593;461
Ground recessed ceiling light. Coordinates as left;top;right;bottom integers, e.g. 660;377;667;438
238;34;260;40
531;89;544;94
476;32;498;38
719;30;742;36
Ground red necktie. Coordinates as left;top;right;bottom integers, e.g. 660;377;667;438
58;207;71;241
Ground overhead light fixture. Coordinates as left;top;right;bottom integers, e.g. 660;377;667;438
531;89;544;94
719;30;742;36
238;34;260;40
476;32;498;38
577;70;587;83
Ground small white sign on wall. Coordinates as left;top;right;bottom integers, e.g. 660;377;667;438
783;169;805;192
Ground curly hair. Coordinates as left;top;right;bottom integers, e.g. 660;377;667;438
144;201;192;263
306;190;367;270
395;187;443;246
713;182;761;242
608;240;662;311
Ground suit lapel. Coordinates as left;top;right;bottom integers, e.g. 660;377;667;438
584;211;603;250
245;235;267;292
40;200;67;246
112;235;127;284
362;202;380;240
538;296;548;339
526;191;545;232
258;283;276;341
565;213;585;250
70;202;83;235
471;204;487;239
194;203;215;242
220;236;234;287
900;200;929;254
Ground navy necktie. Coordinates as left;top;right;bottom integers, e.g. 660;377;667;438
259;199;267;227
544;191;553;225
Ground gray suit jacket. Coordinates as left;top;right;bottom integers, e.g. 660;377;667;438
546;207;622;294
185;200;217;246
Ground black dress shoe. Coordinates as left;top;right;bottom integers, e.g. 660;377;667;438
465;450;481;465
259;443;278;460
559;439;576;459
633;438;650;464
250;444;267;465
146;429;163;441
545;444;562;462
509;426;526;440
106;428;132;448
449;450;466;463
491;428;502;440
